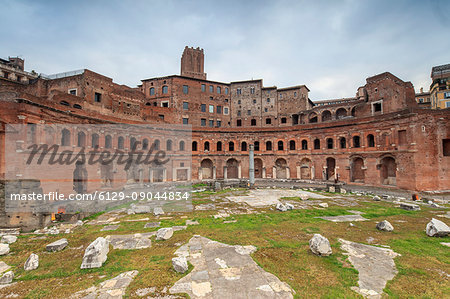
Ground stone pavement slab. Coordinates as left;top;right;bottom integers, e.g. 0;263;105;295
169;235;293;298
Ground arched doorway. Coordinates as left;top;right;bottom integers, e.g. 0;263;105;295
226;159;239;179
380;157;396;185
275;158;287;179
351;157;365;182
322;110;332;121
201;159;214;179
326;157;336;180
254;158;263;178
299;158;312;179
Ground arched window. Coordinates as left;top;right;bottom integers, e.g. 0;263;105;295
301;140;308;150
266;141;272;151
229;141;235;151
61;129;71;146
153;139;160;150
216;141;222;151
179;140;185;151
142;138;149;150
340;137;346;149
77;132;86;147
204;141;210;151
367;134;375;147
60;101;70;106
162;86;168;94
327;138;334;149
149;87;155;95
92;133;99;148
278;140;284;150
166;139;173;151
254;141;260;151
192;141;198;151
353;136;361;148
73;104;82;109
118;136;124;149
105;135;112;149
289;140;296;150
130;137;137;150
314;139;320;150
241;141;247;151
251;119;256;126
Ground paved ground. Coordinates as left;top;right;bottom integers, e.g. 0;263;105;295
226;189;328;207
169;236;294;298
340;239;399;299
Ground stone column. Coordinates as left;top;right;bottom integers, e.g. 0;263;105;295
273;166;277;179
311;166;315;180
262;167;266;179
162;168;167;182
296;165;300;179
238;164;242;179
224;166;227;179
199;167;203;181
213;166;216;179
249;145;255;187
286;167;290;179
149;168;153;183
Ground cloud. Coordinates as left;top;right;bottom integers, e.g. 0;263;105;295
1;0;449;100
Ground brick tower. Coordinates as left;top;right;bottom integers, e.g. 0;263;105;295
180;46;206;80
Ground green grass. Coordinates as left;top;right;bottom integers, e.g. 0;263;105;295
1;188;448;298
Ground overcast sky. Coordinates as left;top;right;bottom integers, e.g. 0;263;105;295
1;0;449;100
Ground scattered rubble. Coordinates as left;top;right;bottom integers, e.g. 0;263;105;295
81;237;109;269
46;238;68;252
24;253;39;271
376;220;394;232
73;270;138;298
1;235;17;244
426;218;450;237
309;234;332;256
172;256;188;273
399;202;420;211
0;244;10;255
156;228;174;241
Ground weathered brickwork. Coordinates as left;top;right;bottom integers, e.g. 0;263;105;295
1;47;449;230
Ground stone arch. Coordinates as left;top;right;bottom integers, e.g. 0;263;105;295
226;158;239;179
298;158;312;179
201;159;214;180
322;110;332;122
275;158;288;179
309;112;318;123
336;108;347;119
204;141;210;151
216;141;223;151
380;156;396;186
351;157;365;182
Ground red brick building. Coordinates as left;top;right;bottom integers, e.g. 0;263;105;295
1;47;449;229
